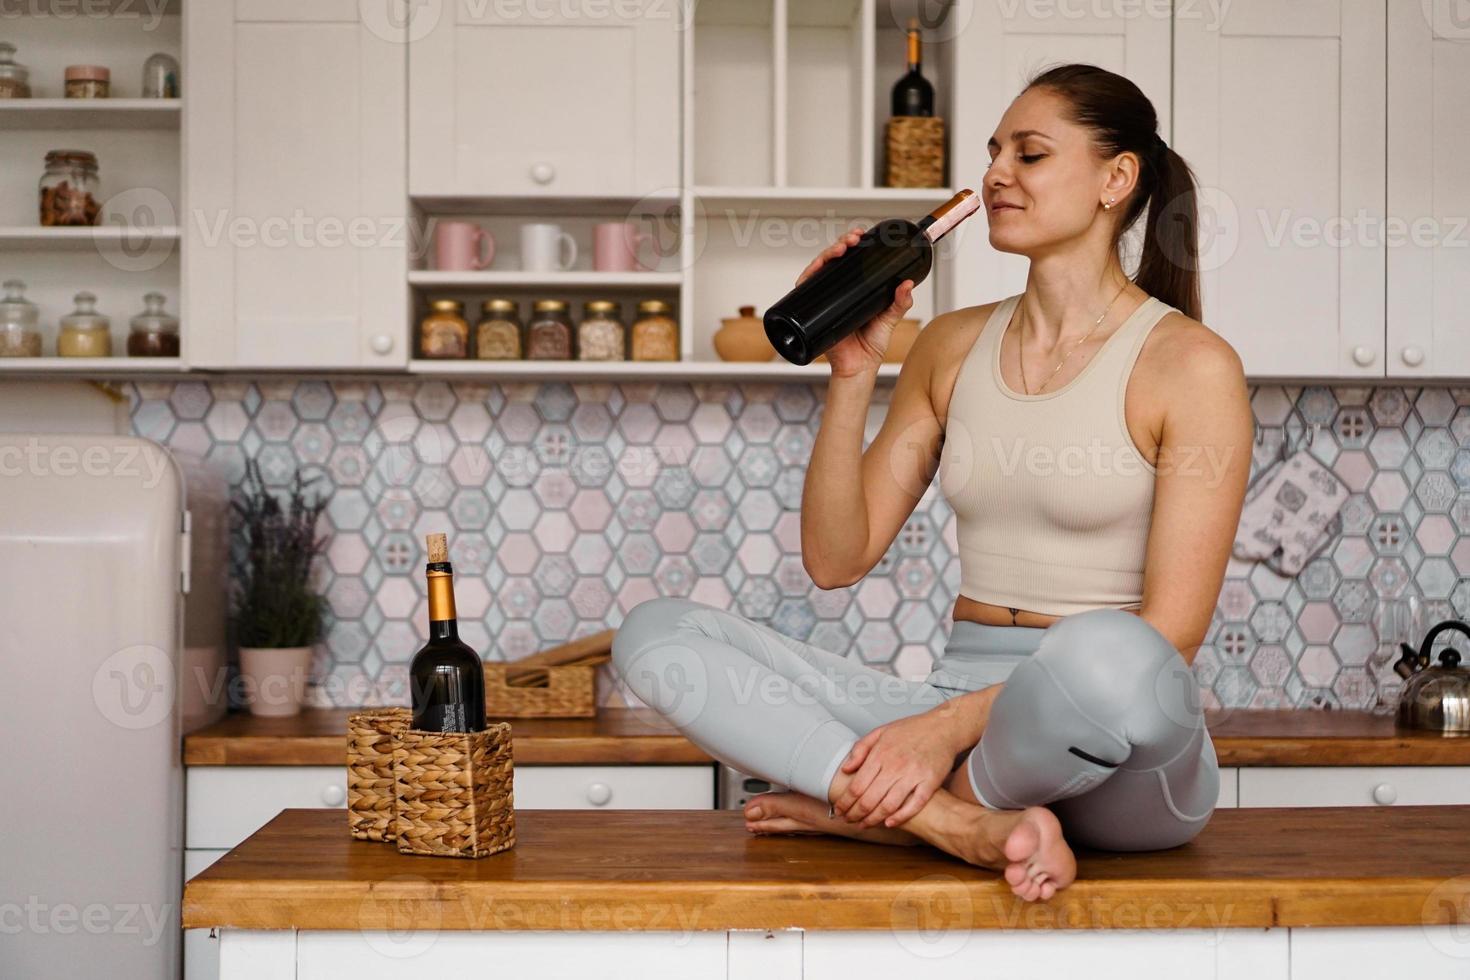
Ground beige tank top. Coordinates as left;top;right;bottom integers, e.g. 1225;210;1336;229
937;292;1172;617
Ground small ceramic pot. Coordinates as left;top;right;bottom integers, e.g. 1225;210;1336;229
713;305;775;362
238;646;313;717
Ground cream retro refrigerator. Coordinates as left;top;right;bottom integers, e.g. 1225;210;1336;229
0;434;186;979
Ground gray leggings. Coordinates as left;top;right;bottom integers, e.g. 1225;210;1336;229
612;597;1218;851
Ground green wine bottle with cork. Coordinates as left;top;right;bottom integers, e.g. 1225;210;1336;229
409;533;486;732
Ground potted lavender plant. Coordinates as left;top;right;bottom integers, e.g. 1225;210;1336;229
230;460;329;717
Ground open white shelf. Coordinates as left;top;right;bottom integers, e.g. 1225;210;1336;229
408;270;682;288
0;226;181;250
0;357;184;374
408;359;901;380
0;99;181;130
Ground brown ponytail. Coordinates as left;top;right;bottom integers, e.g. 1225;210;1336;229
1025;64;1202;320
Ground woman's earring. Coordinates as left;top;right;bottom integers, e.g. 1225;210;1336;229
1103;197;1116;211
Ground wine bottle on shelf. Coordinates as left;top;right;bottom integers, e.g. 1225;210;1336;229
409;533;486;732
890;17;934;117
762;188;980;366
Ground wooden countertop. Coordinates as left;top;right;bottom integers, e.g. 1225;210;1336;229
183;708;714;766
184;706;1470;767
184;805;1470;931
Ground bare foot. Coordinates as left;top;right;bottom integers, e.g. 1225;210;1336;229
743;791;920;846
909;792;1076;902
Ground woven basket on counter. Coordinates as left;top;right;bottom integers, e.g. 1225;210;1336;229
484;662;597;718
885;115;946;188
393;722;516;859
346;707;412;842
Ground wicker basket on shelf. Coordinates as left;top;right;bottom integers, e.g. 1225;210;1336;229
346;706;412;842
393;722;516;859
884;115;946;188
483;662;597;718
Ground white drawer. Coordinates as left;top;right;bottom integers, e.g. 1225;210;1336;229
1237;766;1470;807
187;764;715;848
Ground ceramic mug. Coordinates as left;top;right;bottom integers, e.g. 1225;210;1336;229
521;223;578;272
593;221;653;272
434;220;494;271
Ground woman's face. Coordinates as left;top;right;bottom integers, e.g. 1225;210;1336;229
982;87;1119;256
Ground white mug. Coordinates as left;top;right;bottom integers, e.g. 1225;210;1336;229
520;223;578;272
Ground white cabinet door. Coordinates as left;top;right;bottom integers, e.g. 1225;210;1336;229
185;0;407;368
949;0;1171;309
408;0;680;199
1173;0;1385;377
1386;2;1470;378
1237;766;1470;807
1217;767;1238;808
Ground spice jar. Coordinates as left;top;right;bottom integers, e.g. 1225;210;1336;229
418;298;469;359
525;299;574;360
475;298;522;360
0;280;42;358
39;150;101;226
141;52;179;98
631;299;679;361
64;65;109;99
127;291;180;357
577;300;625;361
57;291;112;357
0;43;30;99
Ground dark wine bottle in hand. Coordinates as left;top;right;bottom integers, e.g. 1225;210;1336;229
763;189;979;366
409;533;486;732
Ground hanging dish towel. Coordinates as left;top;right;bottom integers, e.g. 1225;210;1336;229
1231;447;1347;575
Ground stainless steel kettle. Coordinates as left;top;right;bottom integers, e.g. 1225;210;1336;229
1394;619;1470;731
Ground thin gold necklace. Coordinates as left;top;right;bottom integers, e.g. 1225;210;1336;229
1016;281;1131;395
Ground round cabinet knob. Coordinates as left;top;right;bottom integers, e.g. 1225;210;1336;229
1351;345;1376;367
529;161;556;185
585;782;612;807
321;784;347;807
1371;782;1397;805
1401;346;1425;367
370;334;394;355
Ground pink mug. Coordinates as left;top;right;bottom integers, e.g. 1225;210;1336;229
434;220;494;271
593;221;653;272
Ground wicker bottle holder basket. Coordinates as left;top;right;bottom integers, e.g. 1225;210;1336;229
346;708;516;859
483;662;596;718
884;115;946;188
393;722;516;859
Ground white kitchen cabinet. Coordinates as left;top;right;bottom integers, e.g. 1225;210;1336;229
1173;0;1385;377
185;764;716;849
948;0;1172;310
1237;766;1470;808
1386;2;1470;378
184;0;407;368
1217;766;1238;808
183;849;227;980
408;0;679;199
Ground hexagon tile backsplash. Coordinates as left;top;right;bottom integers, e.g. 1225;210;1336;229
126;379;1470;712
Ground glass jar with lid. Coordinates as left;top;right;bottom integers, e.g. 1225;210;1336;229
475;298;522;360
0;42;30;99
57;291;112;357
419;298;470;358
141;52;179;98
127;291;180;357
525;299;574;360
64;64;110;99
39;150;101;226
0;280;42;357
631;299;679;361
577;300;625;361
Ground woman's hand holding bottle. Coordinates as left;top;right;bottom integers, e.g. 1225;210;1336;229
793;226;915;379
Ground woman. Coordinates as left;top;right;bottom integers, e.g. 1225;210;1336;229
612;64;1253;903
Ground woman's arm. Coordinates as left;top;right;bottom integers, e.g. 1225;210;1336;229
1134;324;1254;664
802;313;953;588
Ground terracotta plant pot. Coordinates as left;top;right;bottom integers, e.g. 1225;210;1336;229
713;305;776;362
238;646;313;717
